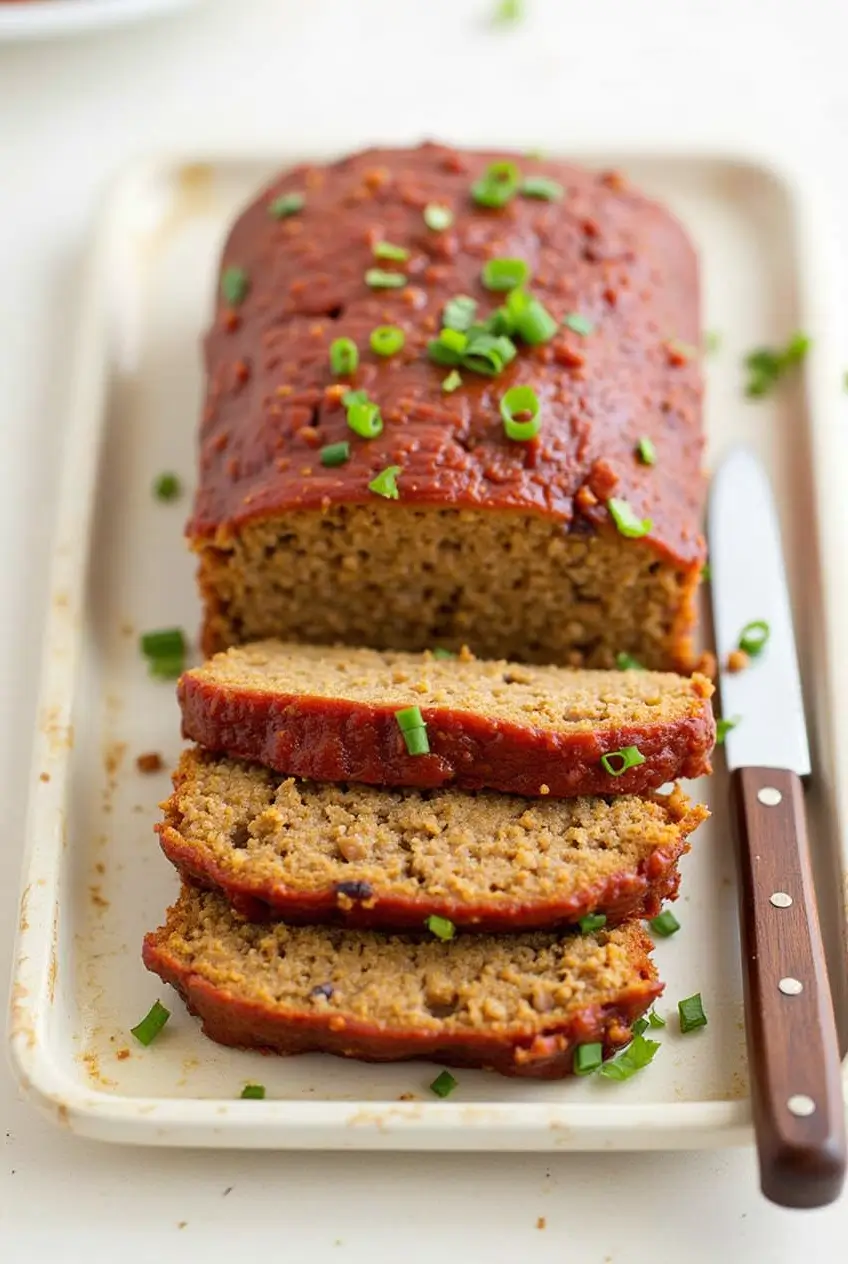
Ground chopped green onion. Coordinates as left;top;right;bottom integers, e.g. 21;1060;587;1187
471;160;520;209
443;295;478;332
484;306;516;336
738;619;770;657
636;436;657;466
573;1042;603;1076
131;1000;170;1046
600;746;646;777
578;913;607;934
148;656;185;680
430;1069;458;1098
370;325;405;357
462;332;518;376
401;726;430;756
615;652;644;671
426;914;455;941
268;192;305;219
153;472;181;502
716;715;740;744
500;385;542;441
563;312;594;336
373;241;410;262
632;1018;649;1037
346;400;383;439
395;705;425;732
701;562;711;582
240;1084;266;1100
649;910;681;937
329;337;359;376
431;647;455;659
521;175;564;201
647;1009;666;1029
424;204;454;232
678;993;708;1034
493;0;524;22
744;332;810;397
508;289;558;344
599;1034;660;1080
221;267;249;306
428;327;469;367
482;257;530;292
442;370;462;393
140;628;186;660
365;269;407;289
704;329;721;353
320;441;351;468
368;465;401;499
342;388;369;407
608;498;653;539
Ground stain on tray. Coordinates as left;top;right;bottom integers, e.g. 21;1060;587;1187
89;885;110;911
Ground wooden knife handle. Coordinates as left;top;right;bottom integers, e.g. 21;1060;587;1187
732;766;846;1207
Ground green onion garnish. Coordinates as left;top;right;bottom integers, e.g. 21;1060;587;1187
636;436;657;466
600;746;646;777
240;1084;266;1100
482;257;530;292
329;337;359;376
598;1034;660;1080
507;289;558;345
443;295;478;332
395;705;425;732
430;1069;458;1098
268;192;305;219
140;628;186;679
373;241;410;262
153;472;181;502
426;914;456;941
347;400;383;439
370;325;405;357
632;1018;649;1036
521;175;563;201
608;498;653;539
462;332;518;376
131;999;171;1046
615;652;644;671
738;619;770;657
342;388;369;407
442;370;462;393
221;267;249;306
744;332;810;397
368;465;401;499
648;1009;666;1029
573;1042;603;1076
424;204;454;232
471;160;520;209
320;441;351;468
578;913;607;934
500;385;542;441
716;715;740;744
493;0;524;22
395;706;430;755
563;312;594;336
701;562;711;582
428;327;468;366
649;910;681;937
431;647;455;659
365;269;407;289
678;993;708;1034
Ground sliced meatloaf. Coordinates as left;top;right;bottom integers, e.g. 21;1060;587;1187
178;641;715;796
143;885;661;1078
191;142;705;670
157;748;707;930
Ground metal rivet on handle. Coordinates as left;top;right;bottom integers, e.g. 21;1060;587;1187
770;891;793;908
787;1094;816;1118
757;787;783;807
778;977;803;996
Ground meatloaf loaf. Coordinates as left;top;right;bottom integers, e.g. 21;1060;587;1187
143;885;661;1078
157;748;707;930
191;142;705;670
179;641;715;796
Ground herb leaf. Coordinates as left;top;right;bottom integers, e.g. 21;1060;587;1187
598;1034;661;1080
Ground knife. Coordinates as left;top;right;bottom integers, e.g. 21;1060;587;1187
709;446;846;1208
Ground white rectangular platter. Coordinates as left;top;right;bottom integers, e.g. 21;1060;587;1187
9;146;848;1150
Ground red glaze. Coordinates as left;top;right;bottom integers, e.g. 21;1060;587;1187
190;143;705;572
142;930;661;1079
178;675;716;797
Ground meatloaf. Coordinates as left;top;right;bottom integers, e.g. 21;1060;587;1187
179;641;715;796
157;748;707;930
191;143;705;670
143;885;661;1078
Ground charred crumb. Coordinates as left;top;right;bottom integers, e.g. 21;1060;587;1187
310;982;335;1000
334;880;373;900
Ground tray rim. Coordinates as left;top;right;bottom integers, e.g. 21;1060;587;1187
8;137;848;1150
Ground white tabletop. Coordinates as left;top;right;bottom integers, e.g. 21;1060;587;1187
2;0;847;1256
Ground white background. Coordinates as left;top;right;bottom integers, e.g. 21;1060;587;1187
2;0;848;1257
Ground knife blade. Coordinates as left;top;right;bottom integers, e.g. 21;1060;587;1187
708;446;845;1209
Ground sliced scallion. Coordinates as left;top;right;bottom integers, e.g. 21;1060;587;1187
471;160;520;209
600;746;646;777
573;1042;603;1076
636;436;657;466
648;1009;666;1029
426;914;455;941
578;913;607;934
431;647;455;659
153;472;181;502
678;993;708;1034
221;267;249;306
649;910;681;938
521;175;563;201
424;204;454;232
342;388;369;407
442;370;462;393
373;241;410;262
701;562;711;582
738;619;770;657
608;498;653;539
500;385;542;441
632;1018;649;1036
563;312;594;336
482;257;530;292
365;268;407;289
346;400;383;439
329;337;359;376
240;1084;266;1100
598;1034;660;1080
462;332;517;376
268;192;305;219
430;1069;458;1098
320;441;351;468
443;295;478;332
395;705;425;732
716;715;740;745
368;465;401;499
370;325;405;357
131;1000;171;1046
508;289;558;344
615;652;644;671
140;628;186;679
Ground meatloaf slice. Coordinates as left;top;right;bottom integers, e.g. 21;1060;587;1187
192;143;705;670
157;748;707;931
143;885;661;1078
179;641;715;796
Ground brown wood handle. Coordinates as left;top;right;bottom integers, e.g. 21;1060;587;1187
732;766;846;1207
